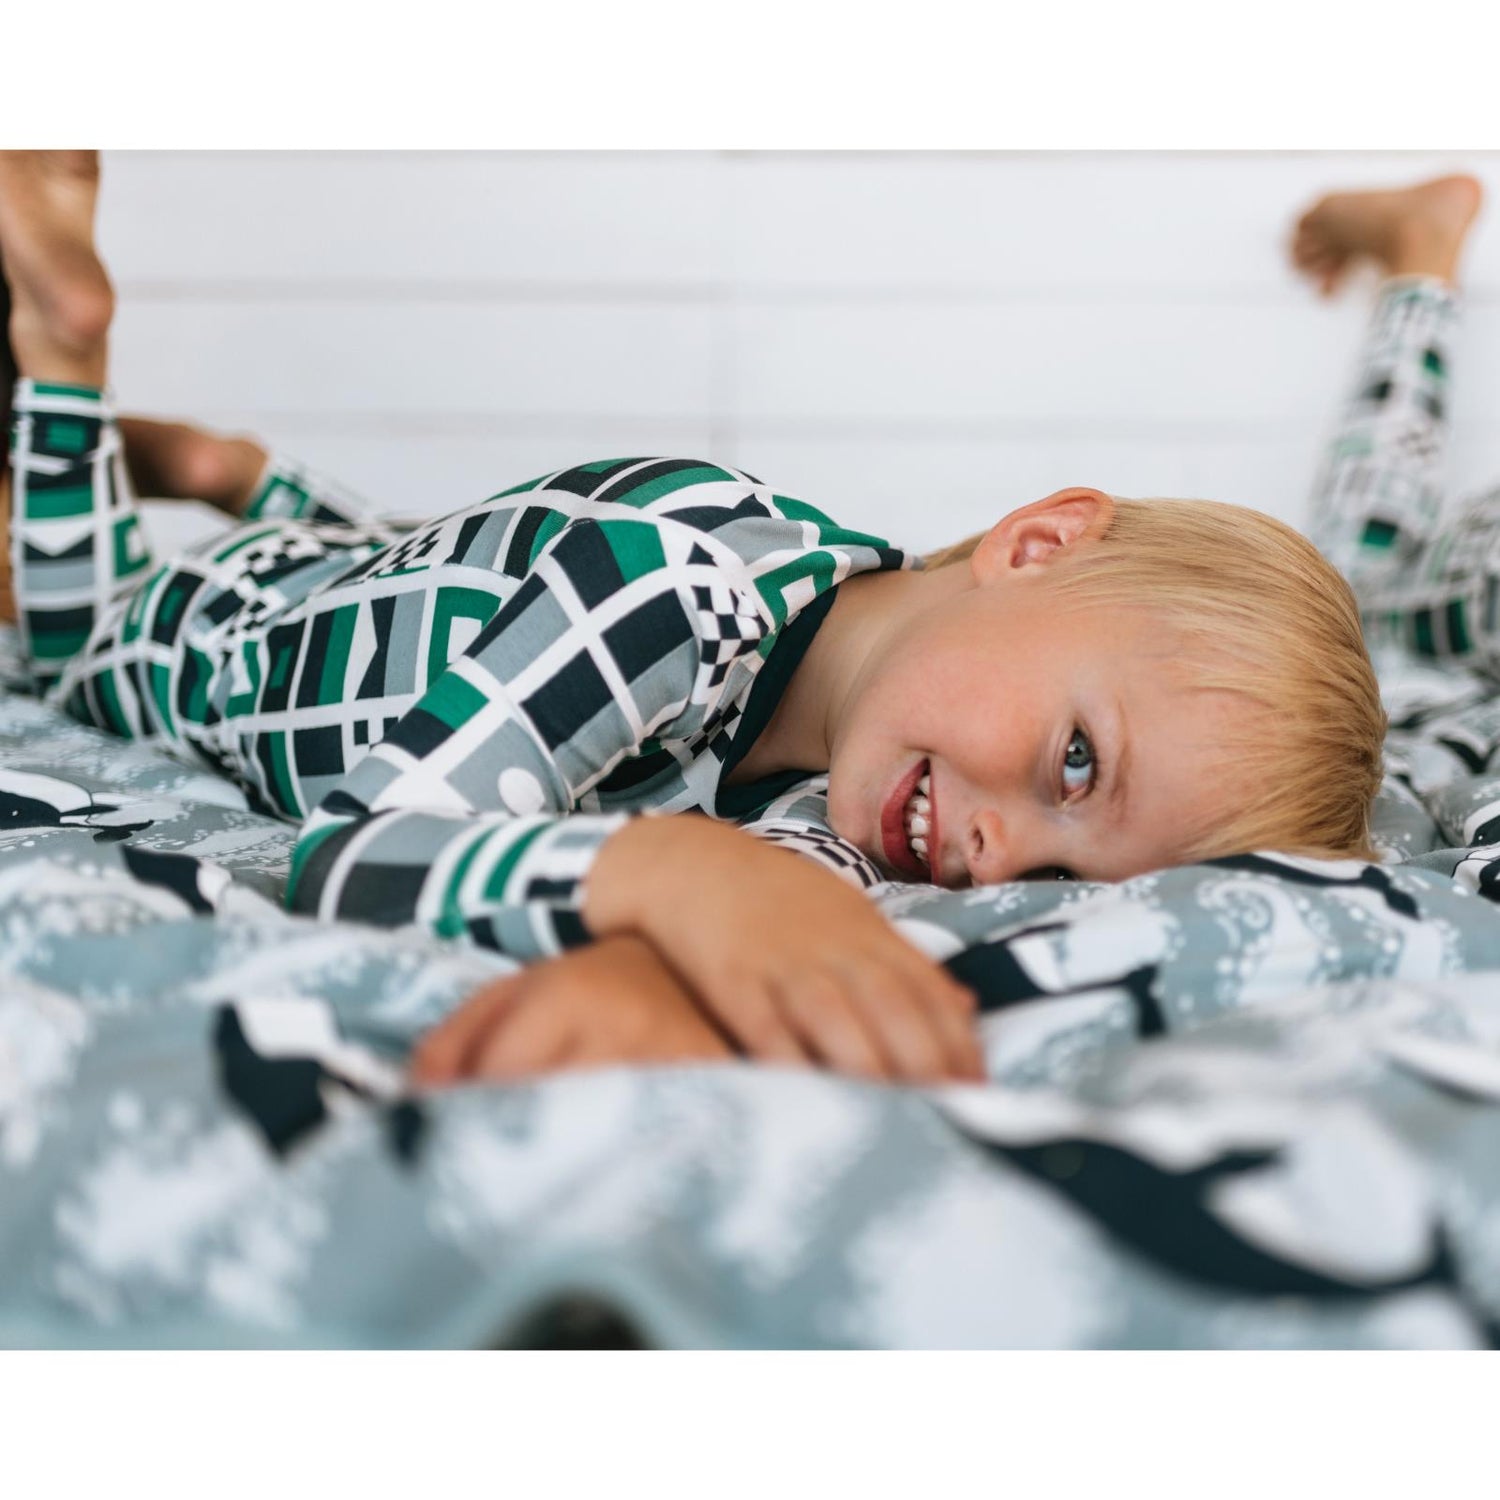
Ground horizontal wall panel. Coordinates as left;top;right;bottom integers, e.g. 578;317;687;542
722;434;1327;551
728;153;1500;296
108;301;721;420
730;300;1500;429
131;425;717;527
139;501;231;560
97;154;1500;578
100;152;1500;301
141;433;1500;564
725;435;1500;553
100;152;727;289
218;426;723;518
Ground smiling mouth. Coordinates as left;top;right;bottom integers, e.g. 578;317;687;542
880;758;936;881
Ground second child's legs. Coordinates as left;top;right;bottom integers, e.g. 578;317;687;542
1297;174;1498;663
0;151;384;692
0;152;154;688
0;152;113;390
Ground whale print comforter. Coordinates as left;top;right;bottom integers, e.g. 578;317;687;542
7;628;1500;1347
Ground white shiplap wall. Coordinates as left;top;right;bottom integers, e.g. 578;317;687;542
96;151;1500;557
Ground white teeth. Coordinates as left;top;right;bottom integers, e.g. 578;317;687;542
891;766;934;872
902;772;933;869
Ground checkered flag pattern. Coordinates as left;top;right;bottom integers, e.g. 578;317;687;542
692;572;771;692
10;424;912;962
736;775;889;891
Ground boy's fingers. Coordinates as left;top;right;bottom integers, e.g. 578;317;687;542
562;1030;630;1071
471;995;577;1080
935;971;978;1015
450;979;535;1079
875;952;984;1080
564;1021;717;1071
779;974;889;1079
846;970;950;1082
716;984;816;1068
409;976;521;1084
911;978;987;1081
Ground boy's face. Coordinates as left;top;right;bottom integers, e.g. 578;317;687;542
825;569;1250;888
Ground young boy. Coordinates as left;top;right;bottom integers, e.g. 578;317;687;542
1;152;1388;1086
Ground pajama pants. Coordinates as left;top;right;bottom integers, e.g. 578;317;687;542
6;380;407;814
1306;276;1500;666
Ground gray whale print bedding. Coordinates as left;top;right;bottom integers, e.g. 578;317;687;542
8;626;1500;1347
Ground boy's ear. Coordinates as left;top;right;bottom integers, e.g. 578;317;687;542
970;488;1115;580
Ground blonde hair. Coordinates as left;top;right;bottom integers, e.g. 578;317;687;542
922;498;1386;862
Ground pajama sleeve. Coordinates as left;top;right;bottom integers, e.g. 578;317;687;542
284;512;774;961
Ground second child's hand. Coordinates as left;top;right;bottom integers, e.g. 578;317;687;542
585;815;985;1084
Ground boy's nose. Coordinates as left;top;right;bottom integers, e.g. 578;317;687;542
964;807;1013;887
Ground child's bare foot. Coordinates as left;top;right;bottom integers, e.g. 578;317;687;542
1290;174;1484;296
0;150;113;387
117;417;269;517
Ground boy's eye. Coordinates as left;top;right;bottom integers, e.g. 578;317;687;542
1061;727;1097;798
1020;866;1077;882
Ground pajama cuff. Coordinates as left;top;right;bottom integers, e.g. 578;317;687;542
13;378;114;417
1377;273;1457;296
1373;275;1460;324
416;807;640;962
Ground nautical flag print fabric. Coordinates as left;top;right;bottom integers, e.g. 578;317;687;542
8;403;910;960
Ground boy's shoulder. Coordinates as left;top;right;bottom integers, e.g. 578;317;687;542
493;456;902;567
434;457;912;652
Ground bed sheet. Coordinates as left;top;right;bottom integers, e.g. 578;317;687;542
8;629;1500;1346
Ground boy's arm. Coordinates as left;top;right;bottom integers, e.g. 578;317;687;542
583;813;983;1081
286;513;772;962
407;816;984;1085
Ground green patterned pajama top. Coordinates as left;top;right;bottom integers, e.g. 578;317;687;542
8;392;910;960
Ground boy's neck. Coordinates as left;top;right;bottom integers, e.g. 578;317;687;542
723;561;974;786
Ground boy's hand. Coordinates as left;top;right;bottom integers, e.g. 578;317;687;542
585;817;985;1084
409;935;733;1086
